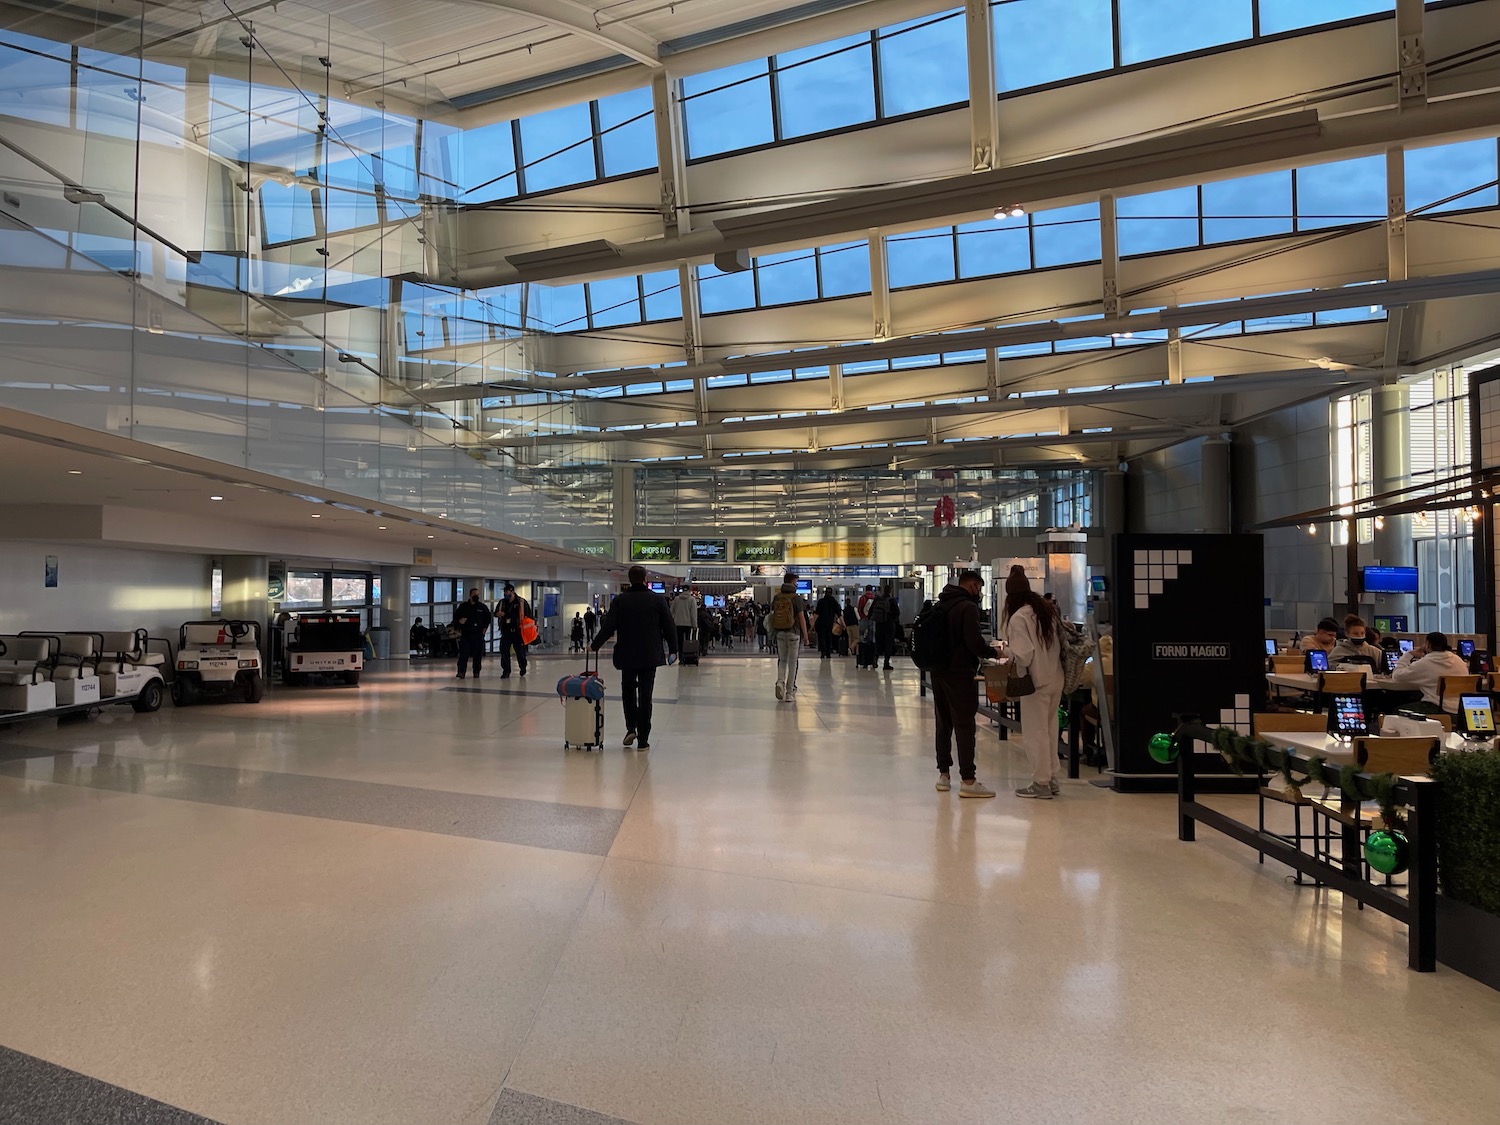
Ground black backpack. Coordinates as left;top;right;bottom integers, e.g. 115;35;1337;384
910;603;954;672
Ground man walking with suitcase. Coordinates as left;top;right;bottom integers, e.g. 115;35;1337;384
592;566;678;750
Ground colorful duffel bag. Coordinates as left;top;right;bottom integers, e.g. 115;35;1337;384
556;672;606;702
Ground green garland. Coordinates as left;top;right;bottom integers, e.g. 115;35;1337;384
1206;726;1408;832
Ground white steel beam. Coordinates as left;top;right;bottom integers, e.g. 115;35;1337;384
965;0;998;172
446;0;660;67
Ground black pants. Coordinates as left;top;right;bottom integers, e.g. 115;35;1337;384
456;633;484;677
677;625;693;651
622;666;658;744
931;669;980;781
876;622;896;666
500;633;528;675
817;626;834;657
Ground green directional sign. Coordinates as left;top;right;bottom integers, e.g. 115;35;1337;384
630;538;682;563
733;539;784;563
567;539;616;560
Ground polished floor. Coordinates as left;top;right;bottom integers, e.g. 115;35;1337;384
2;651;1498;1125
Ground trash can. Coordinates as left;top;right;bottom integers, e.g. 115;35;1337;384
369;626;391;660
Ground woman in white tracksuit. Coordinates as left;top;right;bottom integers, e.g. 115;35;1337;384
1000;566;1065;799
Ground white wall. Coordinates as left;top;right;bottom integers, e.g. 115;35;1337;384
0;541;210;643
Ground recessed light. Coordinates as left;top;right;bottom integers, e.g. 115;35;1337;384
66;469;82;475
311;513;321;518
377;525;387;530
210;495;224;501
427;534;435;539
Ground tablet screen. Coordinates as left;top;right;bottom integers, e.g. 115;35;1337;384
1330;695;1367;739
1383;650;1401;674
1265;639;1277;656
1307;650;1328;672
1459;639;1476;658
1460;694;1494;736
1398;639;1414;653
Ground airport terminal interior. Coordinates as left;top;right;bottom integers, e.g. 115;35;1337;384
3;0;1500;1121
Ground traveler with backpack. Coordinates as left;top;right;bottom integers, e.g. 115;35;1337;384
917;570;998;798
869;585;898;671
1002;565;1065;799
769;572;810;701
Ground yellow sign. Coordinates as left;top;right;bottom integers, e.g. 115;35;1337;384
787;541;876;562
413;548;435;567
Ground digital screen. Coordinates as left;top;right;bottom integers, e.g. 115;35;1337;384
796;580;813;595
630;539;682;563
1089;576;1108;594
1361;566;1419;594
648;582;666;592
1264;639;1277;656
1476;653;1494;675
1461;695;1495;734
1459;639;1476;658
1384;650;1401;674
1331;695;1367;738
1307;650;1328;672
688;538;728;563
1399;639;1414;653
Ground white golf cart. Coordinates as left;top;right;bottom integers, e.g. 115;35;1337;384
283;612;364;686
172;619;265;705
0;629;170;725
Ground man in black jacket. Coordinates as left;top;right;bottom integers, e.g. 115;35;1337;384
592;565;678;751
495;583;530;678
453;588;493;680
931;570;998;799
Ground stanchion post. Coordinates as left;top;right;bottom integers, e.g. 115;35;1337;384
1407;777;1438;972
1177;731;1196;842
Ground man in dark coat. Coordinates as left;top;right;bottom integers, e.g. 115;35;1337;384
591;565;678;751
495;582;530;678
453;588;493;680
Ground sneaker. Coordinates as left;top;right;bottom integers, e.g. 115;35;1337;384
1015;783;1053;800
775;681;784;700
1049;779;1061;796
935;773;951;792
500;673;511;679
636;742;650;751
455;674;465;680
959;780;995;799
883;664;894;671
623;730;637;747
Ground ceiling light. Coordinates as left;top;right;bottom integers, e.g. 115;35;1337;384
67;469;82;475
427;534;435;538
994;204;1026;220
377;525;387;530
210;495;224;501
311;513;321;518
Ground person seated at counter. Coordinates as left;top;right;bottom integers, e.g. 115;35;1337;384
1295;617;1340;654
1386;631;1471;708
1329;614;1382;666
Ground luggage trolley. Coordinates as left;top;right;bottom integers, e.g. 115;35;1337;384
556;648;606;751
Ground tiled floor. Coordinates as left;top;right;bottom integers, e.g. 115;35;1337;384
1;652;1498;1125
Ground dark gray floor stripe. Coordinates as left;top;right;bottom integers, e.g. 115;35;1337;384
447;686;682;705
489;1088;639;1125
0;755;624;856
0;1045;222;1125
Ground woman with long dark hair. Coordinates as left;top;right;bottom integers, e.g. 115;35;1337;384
1001;565;1064;799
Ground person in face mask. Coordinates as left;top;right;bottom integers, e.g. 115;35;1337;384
454;588;494;680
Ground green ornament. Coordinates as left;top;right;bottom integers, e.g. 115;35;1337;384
1364;829;1409;877
1148;732;1178;764
1058;706;1068;725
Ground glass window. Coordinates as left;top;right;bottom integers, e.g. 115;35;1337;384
529;283;588;331
1032;202;1101;267
75;47;143;141
0;30;72;127
518;101;596;192
641;270;683;320
683;60;774;158
956;218;1030;277
597;87;656;177
878;12;968;116
322;186;379;233
1406;138;1499;215
432;578;455;603
410;578;428;606
697;263;757;313
286;572;325;606
260;181;317;243
994;0;1114;92
1201;170;1294;242
587;275;642;327
1259;0;1392;34
887;228;956;288
1118;0;1253;65
1296;154;1386;230
448;119;516;203
332;575;368;604
775;35;876;139
817;241;871;297
756;250;819;305
1118;186;1200;255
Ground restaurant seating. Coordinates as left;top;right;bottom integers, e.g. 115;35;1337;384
1437;674;1480;714
1269;654;1305;674
1251;711;1327;881
1310;735;1440;901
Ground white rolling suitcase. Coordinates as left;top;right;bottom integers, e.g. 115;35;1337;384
556;649;606;751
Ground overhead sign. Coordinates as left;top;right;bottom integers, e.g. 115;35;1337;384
630;538;682;563
567;539;615;560
688;538;729;563
734;539;784;563
787;541;876;562
267;561;287;601
413;547;434;567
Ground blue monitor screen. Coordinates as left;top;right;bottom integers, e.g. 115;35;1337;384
1361;566;1419;594
1398;639;1414;653
1459;639;1476;658
1089;576;1107;595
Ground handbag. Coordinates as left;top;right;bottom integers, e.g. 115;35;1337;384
832;619;846;638
520;616;539;645
1006;669;1036;698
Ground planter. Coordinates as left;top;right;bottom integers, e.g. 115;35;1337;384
1437;894;1500;991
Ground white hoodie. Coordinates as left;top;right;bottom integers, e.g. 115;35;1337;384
1003;604;1063;690
1388;649;1471;706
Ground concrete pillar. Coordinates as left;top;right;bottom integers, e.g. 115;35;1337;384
1034;487;1055;532
221;555;269;657
613;465;637;563
382;565;411;660
1101;469;1127;538
1372;382;1416;620
1201;436;1231;534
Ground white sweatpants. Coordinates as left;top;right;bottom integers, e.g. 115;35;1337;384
1020;683;1064;785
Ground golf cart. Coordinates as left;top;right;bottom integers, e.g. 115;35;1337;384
283;612;363;686
0;629;171;725
173;619;264;705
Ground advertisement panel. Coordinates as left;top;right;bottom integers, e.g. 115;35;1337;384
567;539;616;560
786;541;876;562
733;539;785;563
630;538;682;563
688;538;729;563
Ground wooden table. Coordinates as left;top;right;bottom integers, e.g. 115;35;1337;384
1273;729;1474;761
